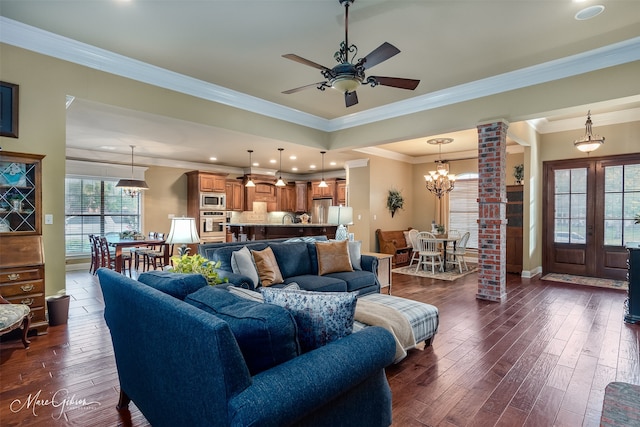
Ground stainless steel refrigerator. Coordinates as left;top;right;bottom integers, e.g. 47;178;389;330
311;198;332;224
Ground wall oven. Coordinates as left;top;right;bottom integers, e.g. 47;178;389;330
199;211;227;243
200;193;226;210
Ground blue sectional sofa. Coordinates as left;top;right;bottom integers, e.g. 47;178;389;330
199;237;381;295
98;268;396;427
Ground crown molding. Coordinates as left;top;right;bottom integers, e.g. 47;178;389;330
3;17;639;133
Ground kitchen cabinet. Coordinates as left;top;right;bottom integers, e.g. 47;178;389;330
277;184;296;212
226;180;244;211
310;179;335;201
0;151;47;334
295;182;308;213
187;171;227;193
337;180;347;205
245;177;277;212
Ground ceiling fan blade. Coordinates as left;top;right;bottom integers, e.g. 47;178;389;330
359;42;400;70
345;91;359;107
282;54;332;72
371;76;420;90
282;82;328;94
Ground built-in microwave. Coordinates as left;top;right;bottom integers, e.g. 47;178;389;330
200;193;226;210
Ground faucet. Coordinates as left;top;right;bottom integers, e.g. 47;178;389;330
282;213;295;224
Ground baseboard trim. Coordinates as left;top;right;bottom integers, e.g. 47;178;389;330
521;266;542;279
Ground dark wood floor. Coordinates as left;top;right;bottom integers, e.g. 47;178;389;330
1;269;638;426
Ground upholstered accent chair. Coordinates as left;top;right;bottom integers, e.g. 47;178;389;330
0;294;31;348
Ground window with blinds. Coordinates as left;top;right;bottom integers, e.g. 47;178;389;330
65;177;141;256
448;174;478;248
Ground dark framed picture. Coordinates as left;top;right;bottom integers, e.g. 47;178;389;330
0;81;19;138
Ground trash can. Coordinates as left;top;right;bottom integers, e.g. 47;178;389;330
47;294;70;326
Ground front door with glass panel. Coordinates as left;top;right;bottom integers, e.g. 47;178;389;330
543;154;640;280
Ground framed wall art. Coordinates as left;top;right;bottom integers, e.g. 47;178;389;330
0;81;19;138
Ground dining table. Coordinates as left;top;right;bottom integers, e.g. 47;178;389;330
106;236;167;273
432;234;460;271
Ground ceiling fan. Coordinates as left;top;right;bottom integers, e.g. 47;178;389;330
281;0;420;108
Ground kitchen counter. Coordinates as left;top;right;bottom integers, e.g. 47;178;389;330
227;223;337;241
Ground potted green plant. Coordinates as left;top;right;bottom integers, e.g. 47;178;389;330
170;254;227;286
513;164;524;184
386;189;405;218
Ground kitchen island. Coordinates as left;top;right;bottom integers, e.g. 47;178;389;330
227;224;337;241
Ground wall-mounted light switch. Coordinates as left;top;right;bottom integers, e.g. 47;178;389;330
45;214;53;224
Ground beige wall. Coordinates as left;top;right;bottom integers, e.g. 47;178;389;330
143;166;191;235
346;164;371;251
367;155;415;251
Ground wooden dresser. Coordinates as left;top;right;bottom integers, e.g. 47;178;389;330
0;151;47;334
0;235;47;334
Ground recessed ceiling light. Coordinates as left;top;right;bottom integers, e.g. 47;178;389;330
99;145;117;150
289;155;297;160
310;165;316;169
292;167;298;171
209;157;217;161
330;161;337;166
270;159;276;164
575;5;605;20
252;162;259;167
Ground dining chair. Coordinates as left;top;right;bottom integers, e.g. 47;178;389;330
99;236;132;276
143;242;172;271
88;234;100;275
415;231;443;274
447;231;470;273
407;229;420;267
133;232;157;271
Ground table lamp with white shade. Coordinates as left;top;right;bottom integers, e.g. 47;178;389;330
328;206;353;241
166;217;200;256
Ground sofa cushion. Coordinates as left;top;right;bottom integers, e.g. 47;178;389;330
325;270;376;293
251;247;284;286
185;286;300;375
138;271;209;300
269;242;312;278
283;275;347;292
262;288;357;353
230;246;260;287
316;240;354;275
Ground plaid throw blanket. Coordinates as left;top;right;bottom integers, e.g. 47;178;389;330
355;299;416;363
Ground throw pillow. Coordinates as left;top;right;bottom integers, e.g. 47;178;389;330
348;240;362;270
185;286;300;375
315;240;354;275
228;282;300;302
251;246;284;286
403;231;412;248
230;246;260;287
261;288;357;353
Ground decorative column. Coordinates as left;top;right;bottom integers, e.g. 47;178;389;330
476;120;509;302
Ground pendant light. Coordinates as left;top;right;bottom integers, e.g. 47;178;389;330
319;151;328;188
574;110;605;153
275;148;286;187
424;138;456;199
116;145;149;197
245;150;256;187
